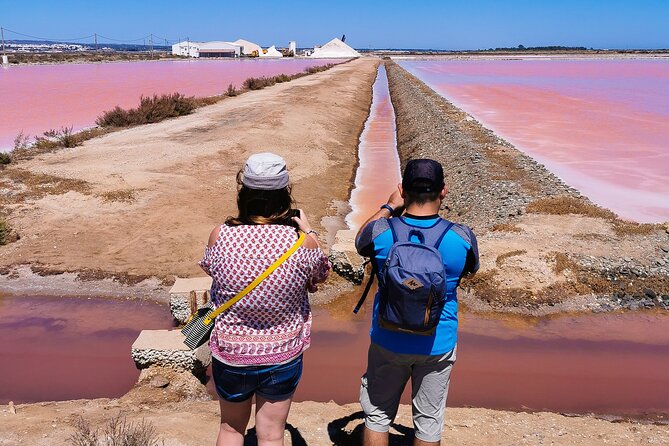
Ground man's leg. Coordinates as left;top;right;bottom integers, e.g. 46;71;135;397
360;343;411;446
410;347;456;446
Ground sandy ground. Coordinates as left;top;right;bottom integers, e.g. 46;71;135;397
0;59;379;282
2;398;667;446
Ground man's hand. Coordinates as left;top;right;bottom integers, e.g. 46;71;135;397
386;190;404;211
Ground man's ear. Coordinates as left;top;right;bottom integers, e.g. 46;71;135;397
439;185;448;200
398;183;405;198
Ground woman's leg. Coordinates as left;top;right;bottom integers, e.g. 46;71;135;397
254;395;293;446
217;398;253;446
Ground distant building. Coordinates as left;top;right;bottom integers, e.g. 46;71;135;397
198;41;242;58
172;41;200;58
288;41;296;56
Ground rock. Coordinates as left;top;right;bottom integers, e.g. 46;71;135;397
131;329;211;378
661;246;669;253
8;401;16;415
150;375;170;388
643;288;657;299
169;277;213;324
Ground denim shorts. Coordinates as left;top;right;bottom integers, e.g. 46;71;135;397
212;355;303;403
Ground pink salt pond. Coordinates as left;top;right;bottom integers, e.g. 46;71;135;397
398;59;669;223
0;58;339;151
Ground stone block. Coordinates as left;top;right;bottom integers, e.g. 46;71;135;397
329;229;366;284
169;276;212;324
131;329;211;376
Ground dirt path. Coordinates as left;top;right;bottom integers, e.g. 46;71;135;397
1;399;667;446
0;59;379;283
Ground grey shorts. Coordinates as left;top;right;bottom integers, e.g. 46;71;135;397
360;342;456;443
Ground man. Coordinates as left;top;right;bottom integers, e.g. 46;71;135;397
355;159;479;446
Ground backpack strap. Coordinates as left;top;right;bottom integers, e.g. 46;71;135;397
389;217;454;248
433;220;455;249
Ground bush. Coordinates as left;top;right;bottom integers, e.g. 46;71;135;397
243;76;276;90
96;93;197;128
226;83;238;96
68;415;163;446
0;152;10;165
274;74;291;83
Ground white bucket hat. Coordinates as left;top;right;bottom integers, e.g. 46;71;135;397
241;152;290;190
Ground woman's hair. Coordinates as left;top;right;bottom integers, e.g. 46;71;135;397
226;171;295;226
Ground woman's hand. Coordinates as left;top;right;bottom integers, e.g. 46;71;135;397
292;209;313;234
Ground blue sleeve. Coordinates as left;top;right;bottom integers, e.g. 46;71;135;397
451;223;479;275
355;218;391;258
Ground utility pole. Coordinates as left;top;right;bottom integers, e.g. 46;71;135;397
1;26;7;65
149;33;153;58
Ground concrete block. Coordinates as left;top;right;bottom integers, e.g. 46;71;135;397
329;229;366;284
131;329;211;376
169;276;212;324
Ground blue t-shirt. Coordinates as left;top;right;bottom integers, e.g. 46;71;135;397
355;214;479;355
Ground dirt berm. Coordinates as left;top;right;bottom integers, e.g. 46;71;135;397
384;59;669;315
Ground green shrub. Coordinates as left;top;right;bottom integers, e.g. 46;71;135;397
0;152;10;165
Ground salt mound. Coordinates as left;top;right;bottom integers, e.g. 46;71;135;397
311;38;361;59
261;45;283;58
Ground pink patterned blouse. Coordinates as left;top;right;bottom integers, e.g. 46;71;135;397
199;224;330;366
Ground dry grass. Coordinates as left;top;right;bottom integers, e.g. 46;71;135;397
526;196;616;219
528;197;664;236
491;223;523;233
68;415;163;446
98;189;137;203
611;221;662;236
495;250;527;268
2;169;92;203
11;128;110;161
552;252;578;274
0;217;10;245
8;51;179;66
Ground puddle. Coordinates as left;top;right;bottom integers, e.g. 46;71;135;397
0;294;174;403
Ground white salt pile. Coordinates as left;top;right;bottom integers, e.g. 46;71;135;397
261;45;284;58
310;38;361;58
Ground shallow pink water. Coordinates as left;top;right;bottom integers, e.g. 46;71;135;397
346;65;401;230
398;59;669;223
0;59;339;151
0;294;174;403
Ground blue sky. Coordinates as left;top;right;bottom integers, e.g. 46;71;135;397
1;0;668;50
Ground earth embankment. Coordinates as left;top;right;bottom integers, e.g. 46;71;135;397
0;59;379;289
384;59;669;314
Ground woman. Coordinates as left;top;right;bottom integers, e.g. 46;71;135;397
199;152;330;446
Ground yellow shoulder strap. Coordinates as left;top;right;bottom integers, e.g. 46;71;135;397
203;231;306;325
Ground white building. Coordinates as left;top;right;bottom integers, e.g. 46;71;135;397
172;41;201;58
198;41;242;58
288;41;297;56
310;38;361;58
